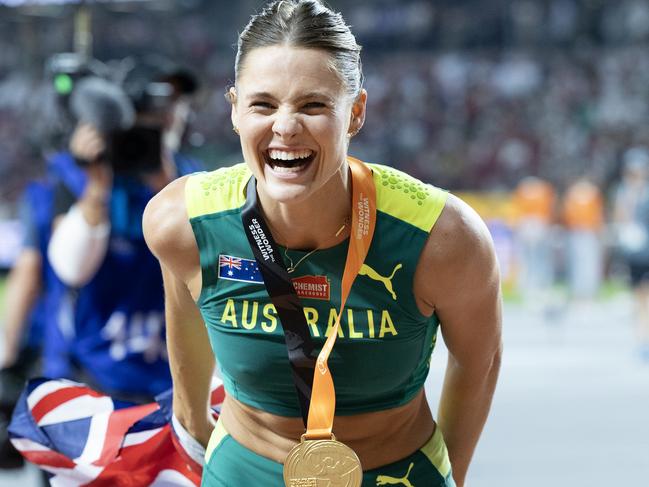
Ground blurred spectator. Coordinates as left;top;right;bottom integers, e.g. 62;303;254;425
0;202;42;469
512;176;556;301
1;187;49;371
561;177;605;300
44;67;201;401
612;147;649;360
0;155;85;373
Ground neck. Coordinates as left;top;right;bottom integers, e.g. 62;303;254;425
257;163;352;250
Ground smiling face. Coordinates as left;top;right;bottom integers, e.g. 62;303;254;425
231;45;366;205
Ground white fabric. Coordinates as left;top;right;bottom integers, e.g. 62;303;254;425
171;414;206;466
47;204;110;287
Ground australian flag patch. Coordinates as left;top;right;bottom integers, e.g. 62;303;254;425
218;254;264;284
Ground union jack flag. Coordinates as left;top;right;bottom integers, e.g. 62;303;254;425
9;377;225;486
219;255;242;270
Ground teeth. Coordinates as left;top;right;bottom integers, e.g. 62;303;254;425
268;149;313;161
272;164;306;173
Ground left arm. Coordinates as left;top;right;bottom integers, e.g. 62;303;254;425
1;249;42;368
2;192;43;368
414;194;503;487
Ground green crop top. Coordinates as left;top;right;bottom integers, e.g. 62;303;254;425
186;160;448;417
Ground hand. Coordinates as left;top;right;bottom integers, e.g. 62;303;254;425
171;413;212;467
0;344;18;370
184;412;216;449
69;123;106;164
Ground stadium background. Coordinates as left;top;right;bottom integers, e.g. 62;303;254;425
1;0;648;278
2;1;647;196
1;1;649;486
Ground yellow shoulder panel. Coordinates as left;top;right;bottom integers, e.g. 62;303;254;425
368;163;448;233
185;163;251;219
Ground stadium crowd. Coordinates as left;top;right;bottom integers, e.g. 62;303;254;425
5;46;645;196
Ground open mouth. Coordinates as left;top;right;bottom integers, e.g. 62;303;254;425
264;149;316;173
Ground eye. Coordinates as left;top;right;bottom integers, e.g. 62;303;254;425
302;102;326;110
250;101;275;110
302;101;327;113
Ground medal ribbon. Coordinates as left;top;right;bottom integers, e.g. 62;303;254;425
241;157;376;436
305;157;375;439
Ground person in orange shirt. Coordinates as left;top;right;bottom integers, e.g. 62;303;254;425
561;177;605;300
512;176;556;302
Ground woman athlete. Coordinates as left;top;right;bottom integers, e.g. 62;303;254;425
143;1;502;485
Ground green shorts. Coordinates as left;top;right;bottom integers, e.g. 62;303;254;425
202;419;456;486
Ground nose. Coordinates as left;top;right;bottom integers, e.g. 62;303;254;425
272;109;302;139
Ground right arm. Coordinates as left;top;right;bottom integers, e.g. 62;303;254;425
48;124;112;287
143;176;215;447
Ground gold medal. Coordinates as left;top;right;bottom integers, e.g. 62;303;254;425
283;434;362;487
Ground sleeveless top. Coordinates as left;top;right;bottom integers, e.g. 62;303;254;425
186;160;448;416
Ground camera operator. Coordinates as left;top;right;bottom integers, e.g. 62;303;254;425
46;67;202;402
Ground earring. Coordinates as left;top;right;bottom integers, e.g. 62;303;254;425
348;128;360;138
233;126;240;135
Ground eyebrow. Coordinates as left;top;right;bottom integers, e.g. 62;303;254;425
246;91;274;100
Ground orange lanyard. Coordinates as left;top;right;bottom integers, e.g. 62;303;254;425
305;156;376;439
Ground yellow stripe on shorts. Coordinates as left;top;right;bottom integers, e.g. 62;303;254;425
420;426;452;478
205;419;229;463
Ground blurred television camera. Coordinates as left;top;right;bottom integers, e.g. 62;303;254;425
47;53;188;176
69;75;166;176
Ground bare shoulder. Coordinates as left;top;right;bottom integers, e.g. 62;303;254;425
143;175;189;258
414;193;499;314
428;193;495;266
143;175;199;281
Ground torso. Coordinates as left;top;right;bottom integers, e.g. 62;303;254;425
184;161;448;467
219;389;435;469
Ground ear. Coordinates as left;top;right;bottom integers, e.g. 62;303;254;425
228;87;239;129
349;89;367;136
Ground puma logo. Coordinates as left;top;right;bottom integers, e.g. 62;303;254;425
376;462;415;486
359;263;402;300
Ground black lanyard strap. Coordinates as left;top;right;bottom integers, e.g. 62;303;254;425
241;176;316;426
